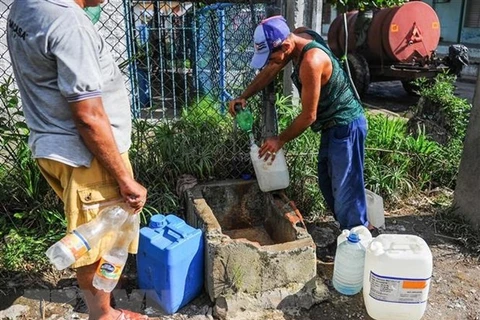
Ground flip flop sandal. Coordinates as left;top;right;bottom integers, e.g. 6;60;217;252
115;309;149;320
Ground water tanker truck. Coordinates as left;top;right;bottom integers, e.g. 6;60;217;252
327;1;469;96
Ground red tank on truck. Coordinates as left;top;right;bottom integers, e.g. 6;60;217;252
328;1;469;96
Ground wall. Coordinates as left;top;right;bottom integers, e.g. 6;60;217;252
428;0;463;43
426;0;480;45
461;27;480;45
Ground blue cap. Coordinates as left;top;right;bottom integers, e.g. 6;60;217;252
241;173;252;180
149;214;166;229
347;232;360;243
251;16;290;69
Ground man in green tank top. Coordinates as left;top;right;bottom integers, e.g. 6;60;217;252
229;16;370;231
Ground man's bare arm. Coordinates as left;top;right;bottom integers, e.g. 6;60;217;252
278;50;323;144
229;58;291;115
69;97;147;210
240;59;290;100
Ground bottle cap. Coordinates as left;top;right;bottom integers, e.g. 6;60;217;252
347;232;360;243
149;214;166;229
241;173;252;180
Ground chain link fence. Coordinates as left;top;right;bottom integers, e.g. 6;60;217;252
124;1;266;119
1;1;289;214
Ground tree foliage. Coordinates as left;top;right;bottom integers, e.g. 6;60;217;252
327;0;406;11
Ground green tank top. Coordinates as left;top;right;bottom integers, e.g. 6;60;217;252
290;30;363;132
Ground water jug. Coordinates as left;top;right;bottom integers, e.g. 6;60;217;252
250;144;289;192
365;189;385;228
137;214;204;314
363;234;432;320
46;204;129;270
337;225;373;248
332;232;366;295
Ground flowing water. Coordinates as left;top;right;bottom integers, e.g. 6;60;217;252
249;132;255;146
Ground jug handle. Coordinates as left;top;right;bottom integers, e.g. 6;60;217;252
166;224;187;239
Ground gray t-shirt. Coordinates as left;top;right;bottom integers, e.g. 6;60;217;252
7;0;131;167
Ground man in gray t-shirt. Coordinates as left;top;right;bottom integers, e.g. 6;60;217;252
7;1;148;319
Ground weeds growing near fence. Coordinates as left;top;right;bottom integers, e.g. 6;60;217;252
0;73;474;271
0;77;64;271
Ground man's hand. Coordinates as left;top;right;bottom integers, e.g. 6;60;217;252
259;136;285;161
228;98;246;116
119;177;147;214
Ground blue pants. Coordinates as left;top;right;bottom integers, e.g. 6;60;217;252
318;115;368;230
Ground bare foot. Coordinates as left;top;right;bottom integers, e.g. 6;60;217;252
114;309;149;320
95;308;148;320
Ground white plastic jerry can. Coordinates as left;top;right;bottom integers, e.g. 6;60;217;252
365;189;385;229
249;144;290;192
363;234;433;320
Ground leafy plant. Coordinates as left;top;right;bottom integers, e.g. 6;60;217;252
364;114;443;202
327;0;405;11
129;96;241;218
413;73;471;139
0;77;63;229
409;73;471;189
275;94;324;217
0;228;59;272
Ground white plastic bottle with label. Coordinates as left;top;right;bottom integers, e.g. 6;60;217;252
250;144;289;192
363;234;432;320
332;232;366;295
45;205;129;270
92;213;139;292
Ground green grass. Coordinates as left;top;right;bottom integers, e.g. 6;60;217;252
0;72;476;272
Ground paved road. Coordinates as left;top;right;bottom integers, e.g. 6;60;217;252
363;79;476;114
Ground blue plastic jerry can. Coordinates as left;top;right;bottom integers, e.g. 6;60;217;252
137;214;204;314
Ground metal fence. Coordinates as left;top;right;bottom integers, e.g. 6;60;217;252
0;0;281;213
123;1;267;119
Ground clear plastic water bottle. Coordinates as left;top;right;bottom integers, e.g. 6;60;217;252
332;232;366;295
45;204;129;270
337;225;373;248
92;214;139;292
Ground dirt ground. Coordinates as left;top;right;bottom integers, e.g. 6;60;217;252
0;80;478;320
1;193;479;320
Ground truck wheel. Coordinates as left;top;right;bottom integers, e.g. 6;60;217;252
401;80;420;96
346;53;370;98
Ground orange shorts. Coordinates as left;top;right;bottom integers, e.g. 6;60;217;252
37;153;139;268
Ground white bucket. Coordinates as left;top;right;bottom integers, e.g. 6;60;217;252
365;189;385;228
363;234;433;320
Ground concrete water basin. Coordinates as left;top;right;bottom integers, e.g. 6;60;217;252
183;179;319;304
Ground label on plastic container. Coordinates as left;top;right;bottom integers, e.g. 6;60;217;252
368;271;430;304
96;259;123;280
60;231;89;260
